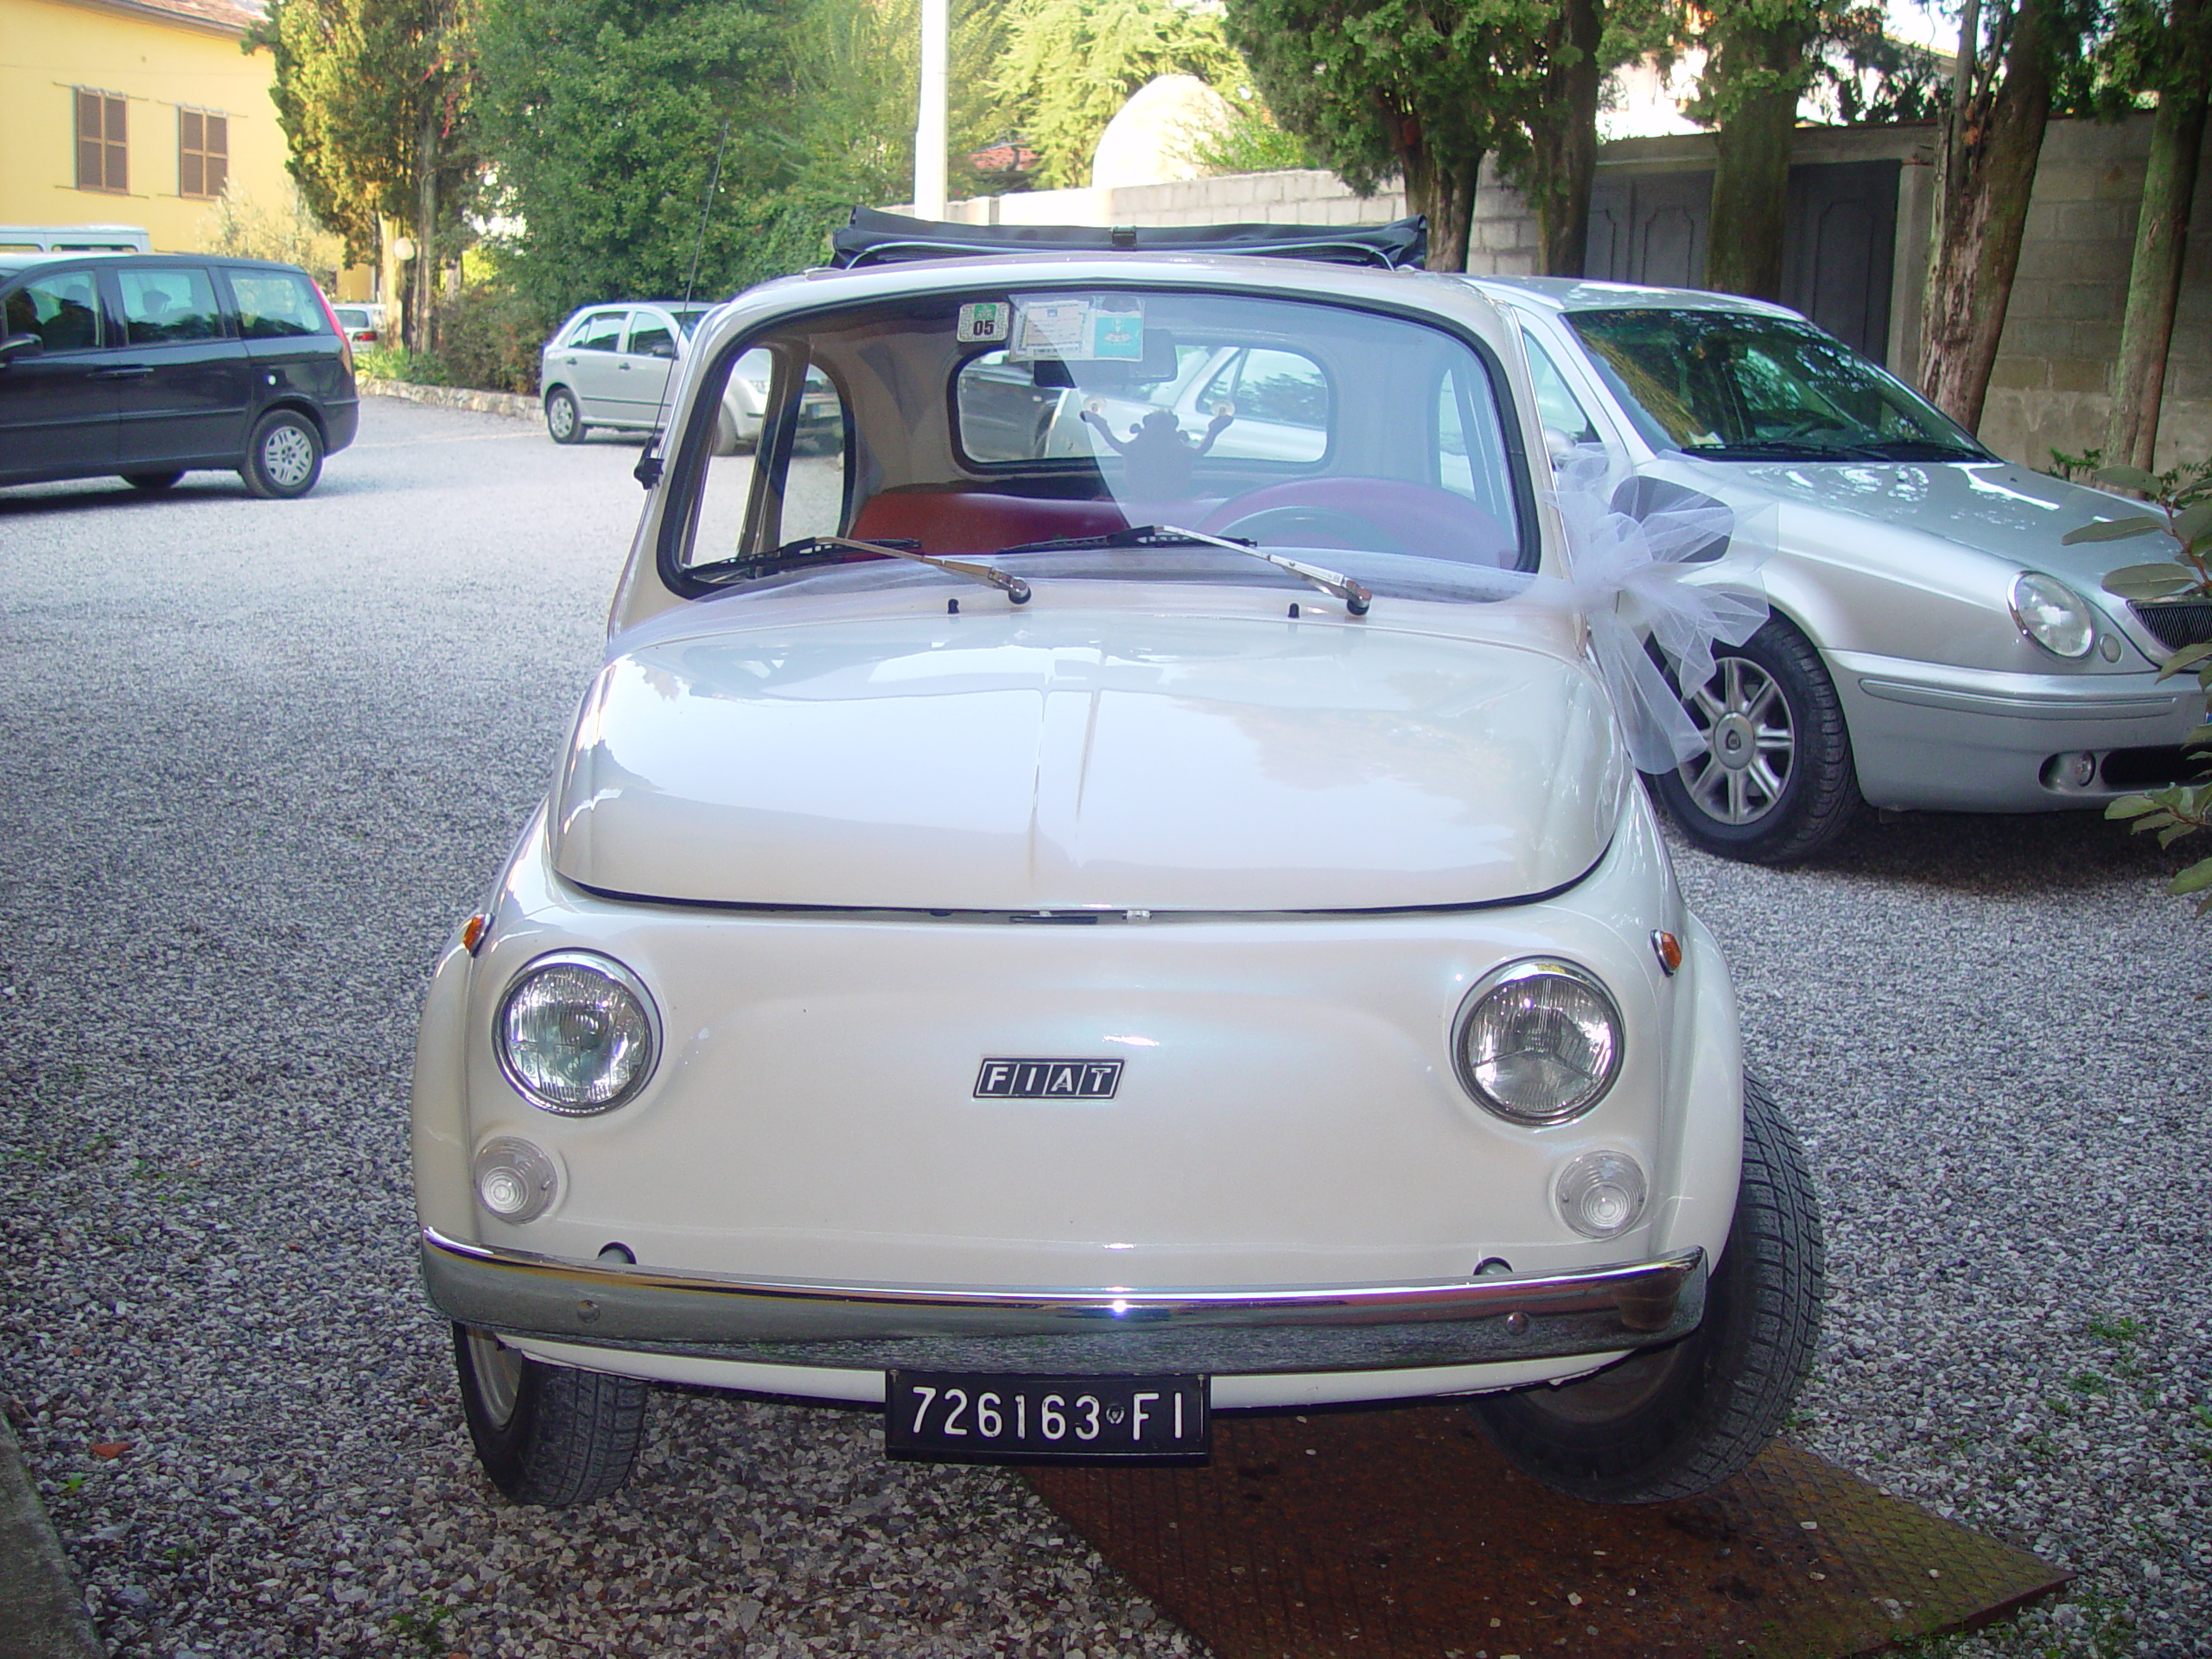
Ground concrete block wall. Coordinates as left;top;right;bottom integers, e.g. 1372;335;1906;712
1979;112;2212;474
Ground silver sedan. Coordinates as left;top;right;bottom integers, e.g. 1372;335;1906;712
1471;277;2202;863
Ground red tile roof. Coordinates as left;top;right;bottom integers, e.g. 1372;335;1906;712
65;0;266;35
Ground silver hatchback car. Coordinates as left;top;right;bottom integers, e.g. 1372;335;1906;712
1472;277;2202;862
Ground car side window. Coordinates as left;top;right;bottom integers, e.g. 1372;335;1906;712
118;266;225;344
687;357;849;568
229;270;330;339
4;270;103;351
627;315;678;359
1434;360;1516;528
571;311;627;354
1522;334;1600;446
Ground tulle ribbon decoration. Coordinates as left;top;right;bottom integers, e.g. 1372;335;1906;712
1531;448;1772;775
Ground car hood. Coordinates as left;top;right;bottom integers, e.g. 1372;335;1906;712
1648;455;2153;586
551;600;1627;912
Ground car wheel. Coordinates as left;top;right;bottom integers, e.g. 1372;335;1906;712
453;1325;647;1508
1471;1074;1823;1503
546;387;585;445
1652;620;1862;864
239;410;324;499
712;405;747;456
123;470;184;492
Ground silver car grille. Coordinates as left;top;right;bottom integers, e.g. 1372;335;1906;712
2129;600;2212;652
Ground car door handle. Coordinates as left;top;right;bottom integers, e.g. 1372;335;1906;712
91;365;151;380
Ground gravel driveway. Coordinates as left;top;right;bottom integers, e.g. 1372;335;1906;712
1;397;2204;1659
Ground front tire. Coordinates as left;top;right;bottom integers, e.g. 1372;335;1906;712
239;410;323;499
1653;620;1862;864
453;1325;647;1507
1471;1075;1823;1503
545;387;584;445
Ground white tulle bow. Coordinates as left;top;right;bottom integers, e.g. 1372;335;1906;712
1536;449;1771;774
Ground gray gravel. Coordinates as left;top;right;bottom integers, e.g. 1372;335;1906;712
2;397;2206;1658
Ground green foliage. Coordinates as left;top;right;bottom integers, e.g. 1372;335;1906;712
1224;0;1548;266
1185;100;1313;175
194;181;346;287
473;0;805;320
2090;456;2212;910
993;0;1250;188
246;0;478;266
388;1597;454;1659
431;283;552;393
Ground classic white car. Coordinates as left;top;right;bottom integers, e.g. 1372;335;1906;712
1471;277;2205;863
414;213;1822;1510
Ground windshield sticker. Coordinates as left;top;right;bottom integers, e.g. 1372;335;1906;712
956;302;1011;345
1008;297;1144;362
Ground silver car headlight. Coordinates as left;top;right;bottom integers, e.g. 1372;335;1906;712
1452;959;1624;1124
496;951;660;1115
2010;573;2095;659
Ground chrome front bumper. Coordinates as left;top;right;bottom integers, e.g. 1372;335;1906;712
421;1228;1706;1376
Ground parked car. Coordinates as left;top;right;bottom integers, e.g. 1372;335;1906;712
0;251;357;499
1468;276;2204;862
416;213;1823;1510
333;302;384;346
539;301;839;454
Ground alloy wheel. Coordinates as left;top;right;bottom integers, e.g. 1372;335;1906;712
1676;657;1794;825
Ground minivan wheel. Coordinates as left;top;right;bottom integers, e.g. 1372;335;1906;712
546;387;585;444
123;470;184;492
240;410;324;499
1470;1075;1823;1503
453;1325;648;1508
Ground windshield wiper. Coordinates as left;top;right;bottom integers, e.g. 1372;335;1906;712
995;523;1371;616
1677;439;1863;461
690;536;1028;601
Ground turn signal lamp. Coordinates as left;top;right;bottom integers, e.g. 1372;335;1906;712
474;1137;558;1223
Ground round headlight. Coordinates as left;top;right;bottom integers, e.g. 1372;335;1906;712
496;951;659;1115
1452;959;1624;1124
2010;573;2095;659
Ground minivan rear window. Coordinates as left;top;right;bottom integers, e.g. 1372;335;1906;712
232;270;332;340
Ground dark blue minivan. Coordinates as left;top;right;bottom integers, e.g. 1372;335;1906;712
0;251;359;499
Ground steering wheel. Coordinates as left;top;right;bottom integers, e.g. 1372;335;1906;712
1198;477;1516;566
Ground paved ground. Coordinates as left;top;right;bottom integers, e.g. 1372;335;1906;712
0;397;2205;1658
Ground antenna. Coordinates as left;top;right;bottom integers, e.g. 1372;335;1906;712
635;118;732;490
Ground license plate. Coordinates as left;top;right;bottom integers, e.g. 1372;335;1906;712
885;1370;1209;1464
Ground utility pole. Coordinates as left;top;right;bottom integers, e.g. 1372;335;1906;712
915;0;948;217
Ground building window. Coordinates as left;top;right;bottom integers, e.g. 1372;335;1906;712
76;89;127;194
179;108;227;200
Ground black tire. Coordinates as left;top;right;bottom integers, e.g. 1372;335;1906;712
453;1325;647;1507
123;470;184;492
1652;620;1863;864
1471;1075;1823;1503
545;386;585;445
239;410;324;499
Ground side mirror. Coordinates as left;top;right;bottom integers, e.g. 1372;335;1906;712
0;332;43;365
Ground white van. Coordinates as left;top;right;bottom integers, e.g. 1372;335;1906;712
0;225;153;253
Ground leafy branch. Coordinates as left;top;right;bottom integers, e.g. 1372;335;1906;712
2065;461;2212;602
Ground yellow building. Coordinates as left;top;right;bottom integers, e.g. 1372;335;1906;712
0;0;287;254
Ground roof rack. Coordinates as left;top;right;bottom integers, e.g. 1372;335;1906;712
830;207;1428;272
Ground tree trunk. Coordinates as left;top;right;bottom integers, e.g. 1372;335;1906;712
1528;0;1604;276
2106;0;2209;472
1705;29;1802;299
412;99;438;356
1916;0;2056;432
1396;113;1483;272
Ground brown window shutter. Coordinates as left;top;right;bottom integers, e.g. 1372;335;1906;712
180;109;201;198
206;114;227;198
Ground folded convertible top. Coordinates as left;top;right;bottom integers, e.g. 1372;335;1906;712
830;207;1429;271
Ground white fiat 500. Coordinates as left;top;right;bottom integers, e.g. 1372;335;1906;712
413;214;1822;1510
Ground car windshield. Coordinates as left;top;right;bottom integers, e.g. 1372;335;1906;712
668;286;1534;604
1564;309;1986;461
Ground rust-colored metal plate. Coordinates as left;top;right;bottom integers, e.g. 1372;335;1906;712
1026;1404;2068;1658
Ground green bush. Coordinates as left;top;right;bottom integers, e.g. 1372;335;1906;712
430;283;553;396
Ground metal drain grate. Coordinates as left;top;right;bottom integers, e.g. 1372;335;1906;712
1027;1402;2068;1658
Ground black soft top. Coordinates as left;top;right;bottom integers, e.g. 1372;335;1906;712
830;207;1428;272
